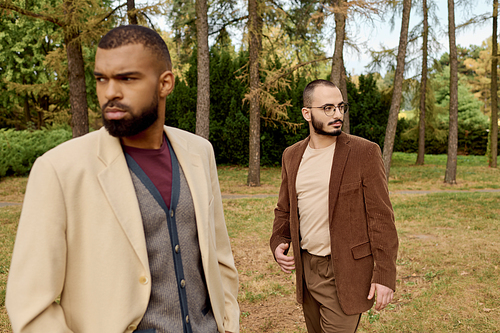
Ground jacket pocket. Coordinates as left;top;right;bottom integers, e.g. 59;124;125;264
339;181;362;194
351;242;372;259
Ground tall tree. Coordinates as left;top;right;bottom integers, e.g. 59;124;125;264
64;0;89;138
247;0;262;186
382;0;412;179
195;0;210;139
445;0;458;184
330;0;349;133
490;0;498;168
416;0;429;165
127;0;138;24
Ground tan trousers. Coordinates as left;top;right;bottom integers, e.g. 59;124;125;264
301;251;361;333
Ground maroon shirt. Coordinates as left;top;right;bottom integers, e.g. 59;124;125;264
123;135;172;209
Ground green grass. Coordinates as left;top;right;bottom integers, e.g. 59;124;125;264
389;152;500;191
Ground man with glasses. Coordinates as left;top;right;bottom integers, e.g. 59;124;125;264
270;79;398;332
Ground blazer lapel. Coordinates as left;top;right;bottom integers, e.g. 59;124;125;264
164;127;210;260
288;137;310;199
328;133;351;225
96;128;149;272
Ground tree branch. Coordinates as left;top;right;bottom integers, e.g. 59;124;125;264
140;12;157;31
209;15;248;36
92;3;127;28
0;0;63;26
263;57;333;90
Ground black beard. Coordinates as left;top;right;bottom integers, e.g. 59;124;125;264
101;94;159;138
311;112;342;137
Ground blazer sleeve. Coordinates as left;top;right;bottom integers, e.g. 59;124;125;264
270;148;292;258
208;145;240;333
362;144;399;291
6;157;74;333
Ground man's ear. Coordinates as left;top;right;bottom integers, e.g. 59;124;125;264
159;70;175;98
301;107;311;122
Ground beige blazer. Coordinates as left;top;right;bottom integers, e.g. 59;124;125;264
6;126;239;333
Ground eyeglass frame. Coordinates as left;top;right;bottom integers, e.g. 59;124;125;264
303;103;349;116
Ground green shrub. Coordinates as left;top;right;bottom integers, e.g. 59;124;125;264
0;127;72;177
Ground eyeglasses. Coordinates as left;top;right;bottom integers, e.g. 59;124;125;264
304;103;349;116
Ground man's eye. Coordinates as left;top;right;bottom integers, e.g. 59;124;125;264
324;105;334;112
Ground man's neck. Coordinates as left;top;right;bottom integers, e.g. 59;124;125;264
120;122;164;149
308;133;338;149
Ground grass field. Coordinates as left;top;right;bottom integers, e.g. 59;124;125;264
0;152;499;332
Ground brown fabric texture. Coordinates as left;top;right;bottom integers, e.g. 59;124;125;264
301;251;361;333
270;132;399;315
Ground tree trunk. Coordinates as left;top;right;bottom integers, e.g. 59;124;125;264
490;0;498;168
445;0;458;184
330;0;349;133
24;94;31;125
38;95;49;129
65;28;89;138
416;0;428;165
247;0;262;186
127;0;138;25
195;0;210;140
382;0;411;179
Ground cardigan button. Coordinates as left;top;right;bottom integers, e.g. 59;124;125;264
185;315;189;323
170;210;174;217
175;245;180;253
180;279;186;288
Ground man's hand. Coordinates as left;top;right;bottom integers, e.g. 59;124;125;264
367;283;393;311
274;243;295;273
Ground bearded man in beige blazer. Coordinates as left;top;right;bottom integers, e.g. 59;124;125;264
6;25;239;333
270;80;398;333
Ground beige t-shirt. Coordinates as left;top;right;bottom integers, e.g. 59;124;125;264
296;141;336;256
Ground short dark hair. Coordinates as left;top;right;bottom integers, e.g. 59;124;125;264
98;25;172;72
303;79;338;106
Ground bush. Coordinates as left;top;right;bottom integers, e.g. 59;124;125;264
0;126;72;177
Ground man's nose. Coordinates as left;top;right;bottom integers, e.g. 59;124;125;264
104;80;123;101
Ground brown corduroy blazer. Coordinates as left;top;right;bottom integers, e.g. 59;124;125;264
270;132;398;315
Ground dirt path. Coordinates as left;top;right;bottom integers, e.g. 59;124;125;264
1;189;499;206
220;188;500;200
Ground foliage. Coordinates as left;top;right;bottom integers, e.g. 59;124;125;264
462;38;500;116
0;126;72;177
395;65;491;156
434;66;489;155
165;44;310;166
0;6;63;129
348;73;392;149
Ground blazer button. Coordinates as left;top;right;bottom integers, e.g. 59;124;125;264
139;276;149;285
127;324;137;331
180;279;186;288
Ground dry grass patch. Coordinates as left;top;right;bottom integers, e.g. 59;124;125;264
0;206;20;332
0;178;27;203
218;166;281;195
224;193;500;332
